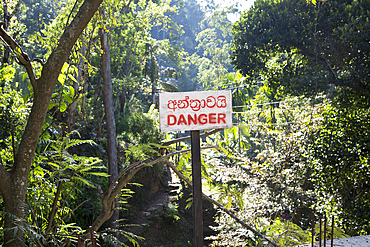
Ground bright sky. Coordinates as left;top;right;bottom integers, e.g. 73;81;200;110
210;0;255;22
226;0;255;22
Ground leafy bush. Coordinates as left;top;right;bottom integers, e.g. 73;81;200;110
312;97;370;235
198;95;326;246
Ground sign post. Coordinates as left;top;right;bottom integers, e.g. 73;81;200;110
159;90;232;246
190;130;203;246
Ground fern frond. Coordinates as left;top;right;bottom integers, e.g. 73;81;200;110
71;176;95;188
65;139;96;149
87;172;110;177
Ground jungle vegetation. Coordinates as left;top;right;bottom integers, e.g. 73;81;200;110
0;0;369;246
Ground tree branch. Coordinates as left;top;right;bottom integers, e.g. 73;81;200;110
45;181;63;237
110;146;218;203
91;146;218;231
52;199;90;233
8;0;23;20
13;0;103;182
0;1;103;245
0;23;37;87
10;122;16;170
65;0;80;30
162;128;223;147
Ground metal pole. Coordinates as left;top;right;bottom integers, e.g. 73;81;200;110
324;215;327;247
312;212;315;247
331;215;334;247
89;226;96;247
191;130;203;247
77;233;81;247
238;115;241;153
319;216;322;247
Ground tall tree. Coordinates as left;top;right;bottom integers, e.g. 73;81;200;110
231;0;370;235
0;0;102;245
231;0;370;97
195;8;234;90
100;21;119;227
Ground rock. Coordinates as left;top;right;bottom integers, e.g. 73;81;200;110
147;207;157;212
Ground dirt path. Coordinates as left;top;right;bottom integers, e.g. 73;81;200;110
127;189;171;234
122;168;184;246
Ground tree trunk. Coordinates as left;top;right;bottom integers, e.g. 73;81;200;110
2;0;10;64
0;0;103;245
1;174;25;246
100;31;119;227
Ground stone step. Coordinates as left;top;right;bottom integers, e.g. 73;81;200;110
168;183;181;190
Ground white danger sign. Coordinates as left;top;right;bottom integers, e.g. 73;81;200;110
159;90;232;132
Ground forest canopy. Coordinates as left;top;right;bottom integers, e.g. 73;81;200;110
232;0;370;237
0;0;369;246
232;0;370;98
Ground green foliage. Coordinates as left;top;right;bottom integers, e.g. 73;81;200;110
201;90;368;243
228;0;370;239
208;215;267;247
0;126;111;245
156;202;181;223
262;218;311;246
196;94;327;245
2;0;368;245
193;9;234;90
41;131;107;186
169;0;204;55
0;0;184;245
312;98;370;235
232;0;370;98
258;217;348;246
170;1;237;91
0;65;30;169
117;98;164;146
24;131;107;245
100;228;144;247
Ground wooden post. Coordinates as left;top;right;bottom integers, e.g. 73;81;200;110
191;130;203;247
159;91;232;246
